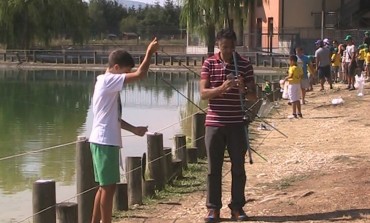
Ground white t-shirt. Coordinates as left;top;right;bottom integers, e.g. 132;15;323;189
345;45;356;63
89;72;126;147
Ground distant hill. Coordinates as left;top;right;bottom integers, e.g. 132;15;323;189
117;0;151;8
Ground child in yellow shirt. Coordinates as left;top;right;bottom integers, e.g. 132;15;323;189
365;45;370;79
284;55;304;118
331;48;341;82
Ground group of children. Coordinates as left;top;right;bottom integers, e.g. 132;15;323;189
284;31;370;119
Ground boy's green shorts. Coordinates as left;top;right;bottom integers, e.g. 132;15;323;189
90;143;120;186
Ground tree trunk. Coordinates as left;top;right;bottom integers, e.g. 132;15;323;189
207;25;216;57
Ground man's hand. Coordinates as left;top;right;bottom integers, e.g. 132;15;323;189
146;37;159;55
132;126;148;137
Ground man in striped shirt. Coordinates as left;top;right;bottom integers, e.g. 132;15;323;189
200;28;256;222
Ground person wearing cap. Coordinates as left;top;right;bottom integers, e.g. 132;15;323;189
344;35;357;90
315;39;333;91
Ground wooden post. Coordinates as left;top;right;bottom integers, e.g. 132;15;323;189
162;59;166;65
174;134;187;169
3;53;6;62
163;147;172;183
263;60;267;67
193;59;197;66
187;147;198;163
63;53;67;64
178;59;182;66
192;112;206;158
171;159;182;180
186;56;189;66
142;179;156;197
147;133;165;190
56;202;78;223
126;156;142;205
93;51;97;64
255;53;259;66
201;56;205;65
33;51;36;62
154;52;158;65
114;183;128;211
170;56;173;65
76;136;96;223
270;56;274;67
78;55;81;64
32;180;56;223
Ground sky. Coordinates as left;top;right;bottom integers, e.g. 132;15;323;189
135;0;180;6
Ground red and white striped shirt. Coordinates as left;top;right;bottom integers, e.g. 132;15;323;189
201;52;254;127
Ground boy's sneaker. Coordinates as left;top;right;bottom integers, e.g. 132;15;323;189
288;114;297;119
204;209;220;223
231;208;248;221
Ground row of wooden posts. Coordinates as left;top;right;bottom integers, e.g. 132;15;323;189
2;50;289;68
31;113;206;223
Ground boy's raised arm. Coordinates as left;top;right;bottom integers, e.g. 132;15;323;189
125;38;159;83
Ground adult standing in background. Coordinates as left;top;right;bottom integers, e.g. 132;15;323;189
295;47;315;104
315;40;333;91
200;28;256;223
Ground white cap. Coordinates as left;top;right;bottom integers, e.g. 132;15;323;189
323;38;330;44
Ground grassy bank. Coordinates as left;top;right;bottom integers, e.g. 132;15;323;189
113;161;207;221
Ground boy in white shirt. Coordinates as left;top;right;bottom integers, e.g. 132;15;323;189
89;38;159;223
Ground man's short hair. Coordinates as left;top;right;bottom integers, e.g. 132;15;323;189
290;55;298;63
108;50;135;68
216;28;237;41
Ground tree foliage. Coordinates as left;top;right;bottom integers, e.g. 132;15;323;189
0;0;182;49
0;0;89;49
180;0;252;54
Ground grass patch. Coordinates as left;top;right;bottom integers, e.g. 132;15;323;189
113;161;207;220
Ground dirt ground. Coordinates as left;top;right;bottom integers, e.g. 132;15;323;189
116;81;370;223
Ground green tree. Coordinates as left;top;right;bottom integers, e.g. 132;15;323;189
180;0;251;55
0;0;89;49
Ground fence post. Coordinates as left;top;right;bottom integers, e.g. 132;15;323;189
154;52;158;65
3;53;6;62
174;134;187;170
114;183;128;211
170;56;173;65
32;180;56;223
186;56;189;66
126;156;143;205
255;53;259;66
192;112;206;159
76;136;96;223
142;179;156;197
163;147;172;183
270;56;274;67
56;202;78;223
187;147;198;163
147;133;165;190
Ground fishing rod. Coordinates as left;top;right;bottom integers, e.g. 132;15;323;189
232;51;253;164
159;76;207;114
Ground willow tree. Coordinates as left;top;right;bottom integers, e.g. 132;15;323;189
0;0;89;49
180;0;252;55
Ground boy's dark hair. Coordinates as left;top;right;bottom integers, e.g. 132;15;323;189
108;50;135;68
216;28;237;41
290;55;298;63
